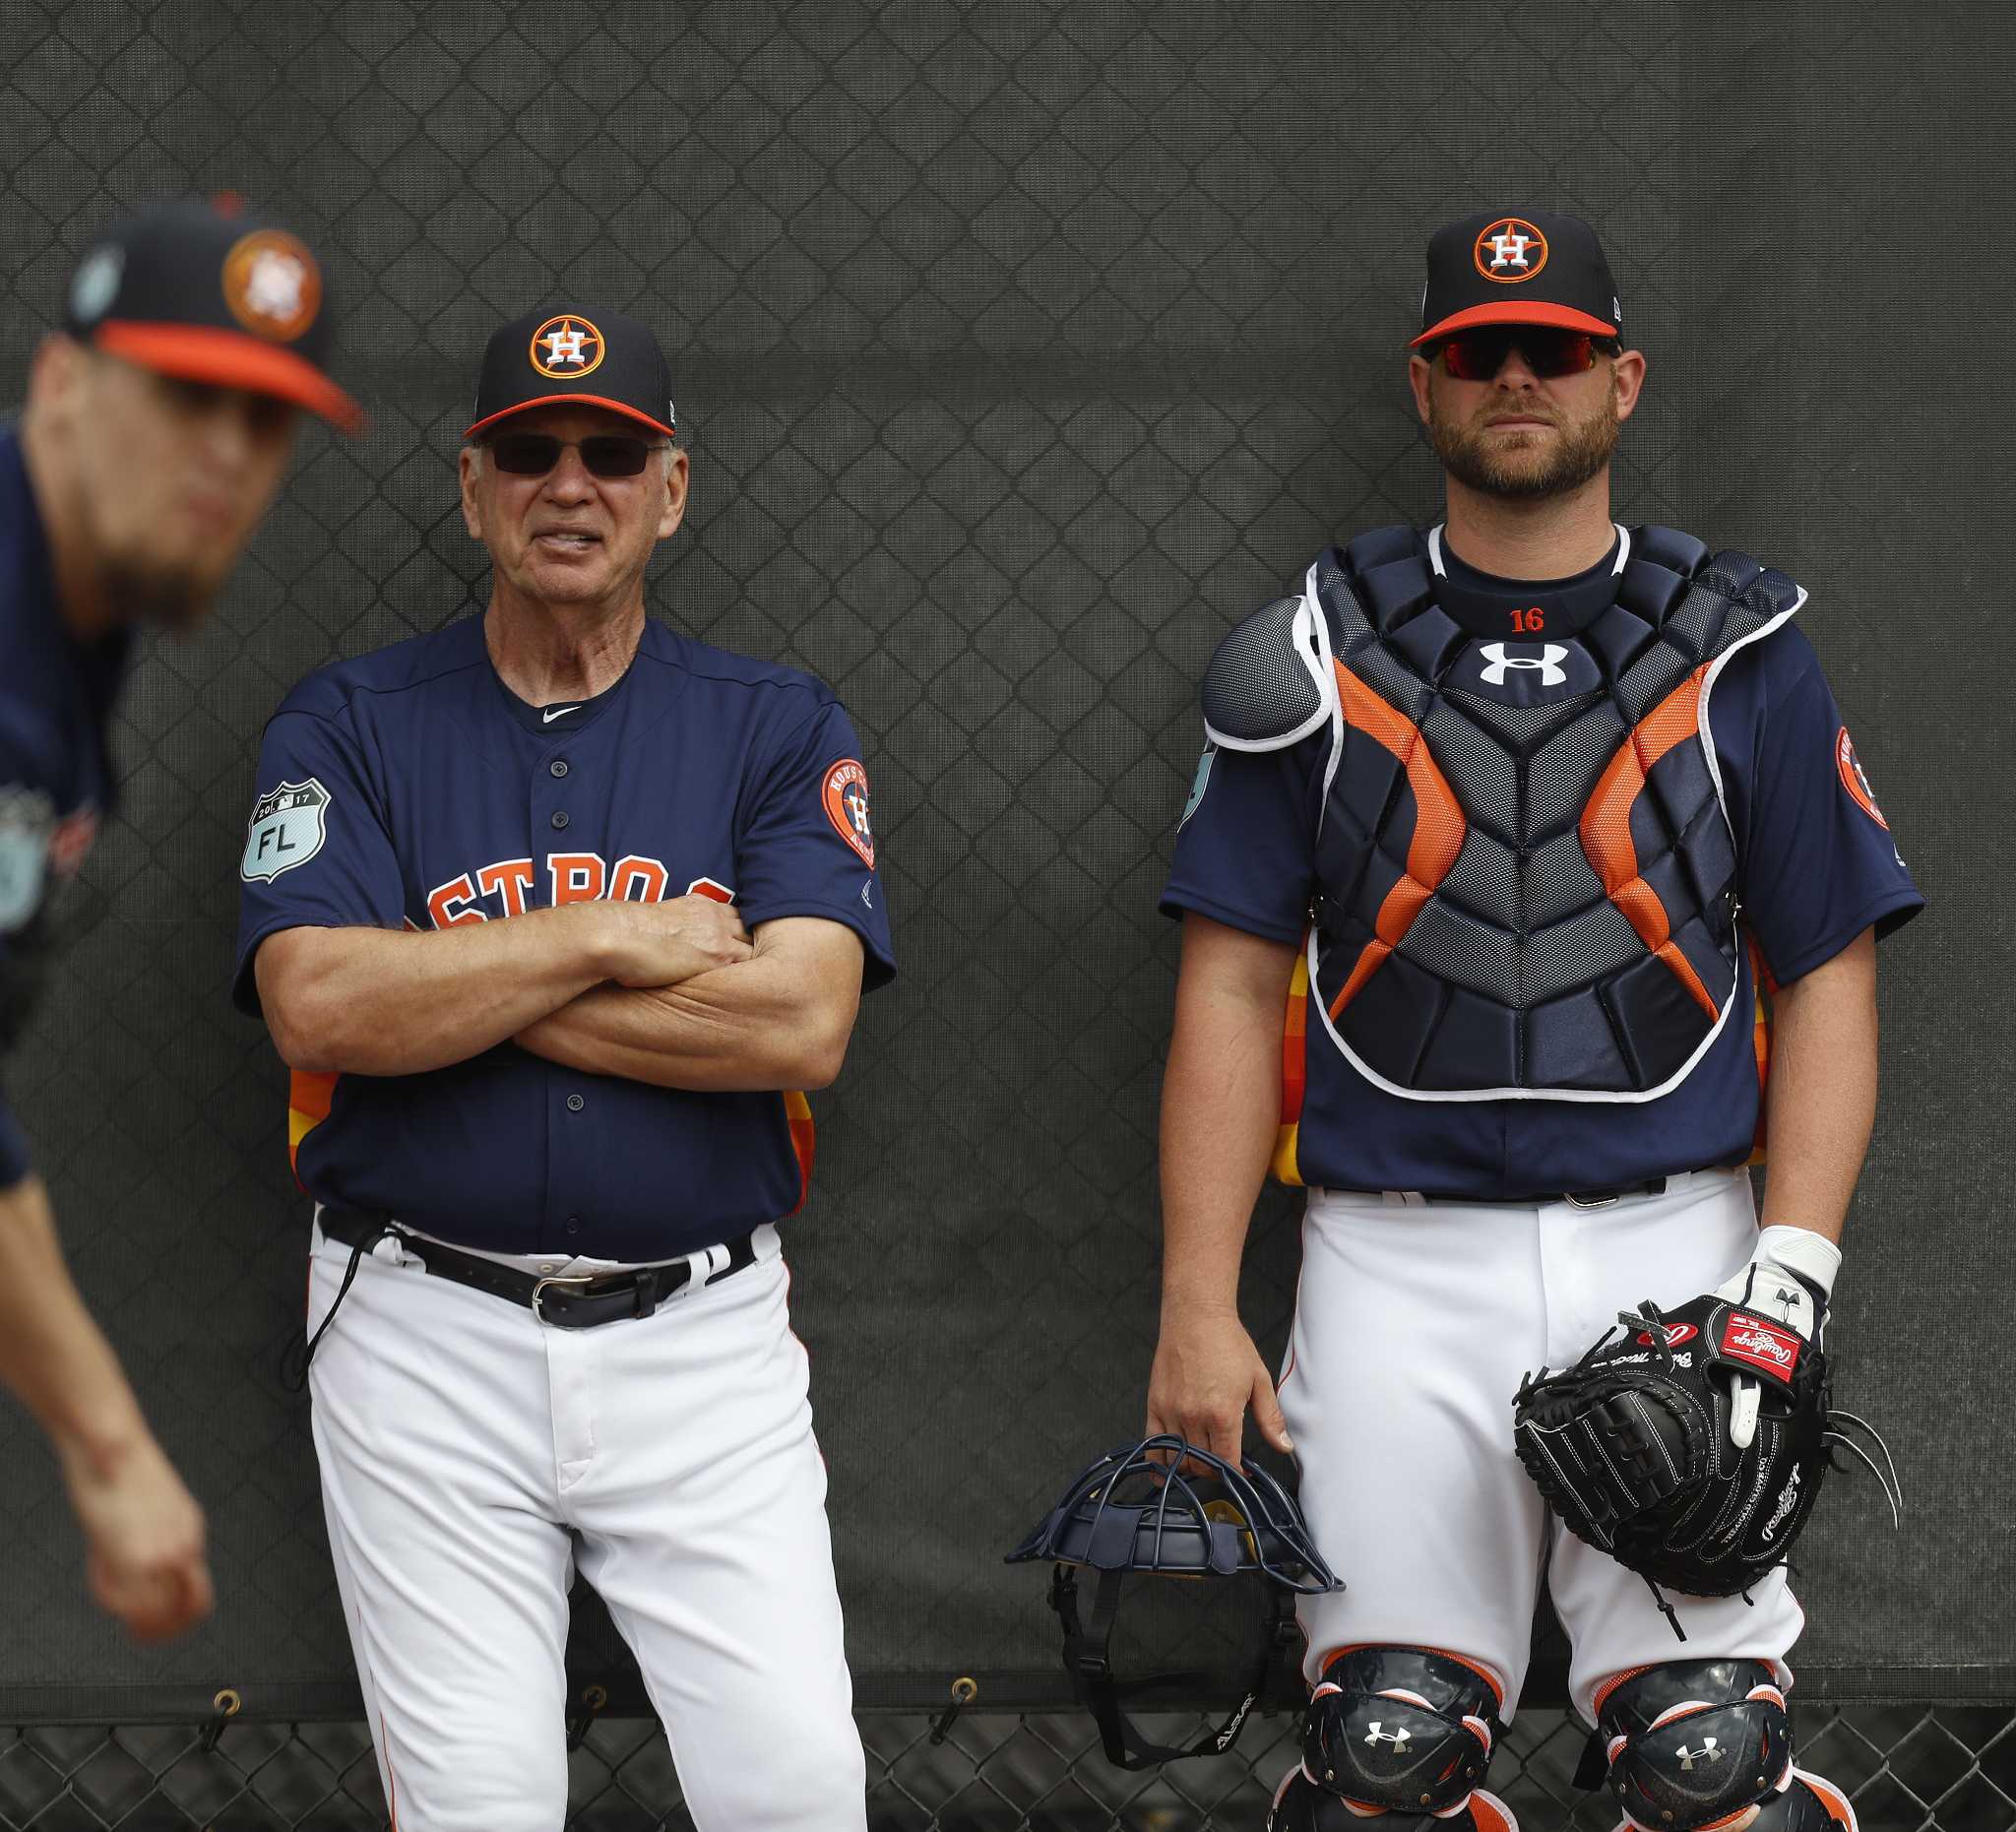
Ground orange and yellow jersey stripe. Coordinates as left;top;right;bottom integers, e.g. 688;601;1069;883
1271;940;1311;1187
288;1069;338;1187
784;1088;815;1214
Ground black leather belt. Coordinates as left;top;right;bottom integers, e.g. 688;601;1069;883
283;1208;762;1392
1559;1177;1670;1208
318;1207;758;1325
1367;1176;1672;1209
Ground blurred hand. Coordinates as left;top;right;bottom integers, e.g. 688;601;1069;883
60;1431;214;1644
1147;1304;1292;1470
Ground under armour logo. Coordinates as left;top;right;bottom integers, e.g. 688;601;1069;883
1675;1737;1723;1771
1363;1723;1411;1749
1479;642;1568;687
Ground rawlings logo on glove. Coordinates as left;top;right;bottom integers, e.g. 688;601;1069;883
1721;1314;1800;1378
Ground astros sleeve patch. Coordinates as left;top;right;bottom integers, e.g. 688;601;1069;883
730;696;892;987
1834;727;1888;829
821;759;875;868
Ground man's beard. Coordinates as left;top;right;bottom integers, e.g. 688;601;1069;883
1427;383;1620;501
98;559;216;633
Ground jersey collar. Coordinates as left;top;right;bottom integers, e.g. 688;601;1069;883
486;624;645;737
1427;522;1627;641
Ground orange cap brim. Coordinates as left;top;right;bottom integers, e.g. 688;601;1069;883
94;321;363;432
1411;300;1619;347
465;395;676;442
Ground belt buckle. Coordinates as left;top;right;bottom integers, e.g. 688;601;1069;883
1563;1189;1619;1209
532;1274;596;1323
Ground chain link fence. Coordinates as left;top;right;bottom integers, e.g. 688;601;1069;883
2;1704;2014;1830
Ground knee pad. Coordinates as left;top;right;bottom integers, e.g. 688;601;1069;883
1302;1646;1504;1818
1598;1659;1797;1831
1267;1762;1520;1831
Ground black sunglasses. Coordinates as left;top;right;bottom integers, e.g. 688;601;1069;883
486;432;667;477
1428;327;1620;382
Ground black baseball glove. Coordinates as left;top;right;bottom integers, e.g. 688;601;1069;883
1511;1272;1895;1621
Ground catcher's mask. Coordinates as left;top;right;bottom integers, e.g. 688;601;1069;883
1005;1434;1339;1769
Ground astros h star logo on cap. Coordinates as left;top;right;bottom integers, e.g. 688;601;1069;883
221;228;322;342
1474;217;1549;284
530;312;604;380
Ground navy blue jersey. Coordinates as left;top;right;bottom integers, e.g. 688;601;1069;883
0;427;130;1189
1163;565;1923;1199
233;615;895;1259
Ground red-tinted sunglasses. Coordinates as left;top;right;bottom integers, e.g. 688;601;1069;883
1426;327;1619;381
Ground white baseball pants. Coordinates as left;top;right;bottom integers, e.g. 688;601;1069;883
306;1219;866;1831
1278;1168;1806;1724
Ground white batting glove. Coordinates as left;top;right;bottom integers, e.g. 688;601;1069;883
1712;1224;1841;1450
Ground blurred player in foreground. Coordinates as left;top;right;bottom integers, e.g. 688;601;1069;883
0;198;358;1639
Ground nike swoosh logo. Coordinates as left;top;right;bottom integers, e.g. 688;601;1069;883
542;706;579;724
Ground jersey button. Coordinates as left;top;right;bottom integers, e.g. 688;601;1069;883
566;1093;585;1112
565;1218;581;1235
550;809;570;829
549;759;568;778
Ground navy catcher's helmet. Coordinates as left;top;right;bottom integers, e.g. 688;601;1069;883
1007;1434;1339;1769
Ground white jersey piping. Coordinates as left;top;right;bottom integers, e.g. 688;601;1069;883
1427;522;1630;579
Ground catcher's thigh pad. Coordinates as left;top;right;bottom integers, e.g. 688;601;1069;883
1302;1647;1502;1816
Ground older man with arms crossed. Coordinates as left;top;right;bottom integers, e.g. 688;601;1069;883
235;306;893;1829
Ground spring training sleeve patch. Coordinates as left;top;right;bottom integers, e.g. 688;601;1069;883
240;777;332;882
233;708;407;1014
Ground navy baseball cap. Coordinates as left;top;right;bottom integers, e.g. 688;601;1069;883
63;197;361;431
1412;211;1622;347
466;307;676;442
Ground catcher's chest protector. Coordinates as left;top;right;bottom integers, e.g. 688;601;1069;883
1293;527;1801;1100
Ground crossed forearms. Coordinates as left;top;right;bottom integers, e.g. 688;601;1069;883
254;894;751;1077
515;918;861;1091
254;900;862;1091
